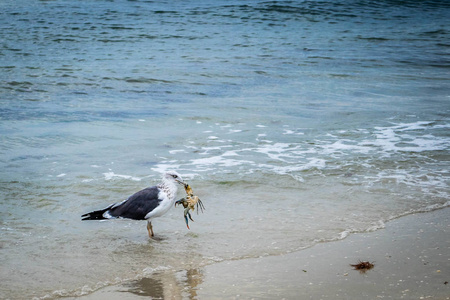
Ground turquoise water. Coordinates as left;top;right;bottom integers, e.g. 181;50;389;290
1;0;449;298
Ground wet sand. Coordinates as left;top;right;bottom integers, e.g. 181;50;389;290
72;207;449;299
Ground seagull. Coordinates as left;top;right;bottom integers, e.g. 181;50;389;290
81;171;185;238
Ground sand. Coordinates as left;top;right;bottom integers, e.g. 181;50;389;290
71;207;449;299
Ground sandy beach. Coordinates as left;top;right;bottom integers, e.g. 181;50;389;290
71;207;449;300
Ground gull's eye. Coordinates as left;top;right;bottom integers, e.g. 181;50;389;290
172;174;178;178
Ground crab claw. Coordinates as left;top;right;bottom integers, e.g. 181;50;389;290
175;198;188;208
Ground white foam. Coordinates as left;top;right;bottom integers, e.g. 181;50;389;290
142;265;172;276
262;158;326;175
253;143;292;161
433;124;450;129
103;172;141;181
391;121;433;132
283;129;304;135
169;149;186;154
352;121;450;155
366;220;386;232
167;120;448;194
321;140;371;155
151;163;181;174
190;155;250;167
222;150;239;157
338;230;351;239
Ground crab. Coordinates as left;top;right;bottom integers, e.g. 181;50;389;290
175;183;205;229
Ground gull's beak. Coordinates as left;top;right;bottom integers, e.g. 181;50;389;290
176;178;186;186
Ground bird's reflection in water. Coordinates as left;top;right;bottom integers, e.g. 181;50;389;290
124;277;164;298
123;268;203;299
185;269;203;299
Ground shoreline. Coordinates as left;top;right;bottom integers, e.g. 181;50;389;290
69;207;449;299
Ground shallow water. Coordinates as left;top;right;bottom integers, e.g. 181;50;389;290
1;0;449;299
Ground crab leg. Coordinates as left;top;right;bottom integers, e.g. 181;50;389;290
196;199;205;213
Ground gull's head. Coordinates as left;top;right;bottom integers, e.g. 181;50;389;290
162;171;185;186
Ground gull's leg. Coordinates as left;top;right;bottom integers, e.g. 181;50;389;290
147;220;154;238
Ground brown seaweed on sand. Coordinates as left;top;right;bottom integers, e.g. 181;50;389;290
350;261;375;273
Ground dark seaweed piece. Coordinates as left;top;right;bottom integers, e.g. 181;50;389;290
350;260;375;273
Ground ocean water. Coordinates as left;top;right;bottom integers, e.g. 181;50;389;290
1;0;449;298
